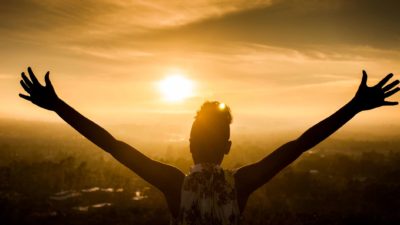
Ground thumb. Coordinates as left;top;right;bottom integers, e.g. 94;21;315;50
45;71;53;87
361;70;368;87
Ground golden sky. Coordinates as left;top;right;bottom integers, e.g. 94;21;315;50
1;0;399;133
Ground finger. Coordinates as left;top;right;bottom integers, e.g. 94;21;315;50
382;101;398;106
20;80;31;94
375;73;394;88
21;72;33;88
44;71;52;87
361;70;368;86
384;87;400;98
27;67;41;85
19;93;32;101
382;79;399;92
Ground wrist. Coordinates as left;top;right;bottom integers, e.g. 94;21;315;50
348;98;363;113
53;97;64;111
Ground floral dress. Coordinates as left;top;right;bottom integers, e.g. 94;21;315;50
171;163;240;225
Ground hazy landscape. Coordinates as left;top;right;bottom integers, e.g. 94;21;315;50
1;119;399;225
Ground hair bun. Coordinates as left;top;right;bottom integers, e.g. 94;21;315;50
195;101;232;125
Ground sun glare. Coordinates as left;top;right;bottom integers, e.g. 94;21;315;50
158;74;194;102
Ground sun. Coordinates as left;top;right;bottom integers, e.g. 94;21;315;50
158;74;194;102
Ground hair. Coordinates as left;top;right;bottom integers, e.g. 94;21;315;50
190;101;232;152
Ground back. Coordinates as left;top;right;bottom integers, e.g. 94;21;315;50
172;163;240;225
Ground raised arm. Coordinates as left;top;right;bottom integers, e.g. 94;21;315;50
234;70;399;209
18;67;184;197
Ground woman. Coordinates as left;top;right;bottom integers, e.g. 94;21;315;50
19;67;399;224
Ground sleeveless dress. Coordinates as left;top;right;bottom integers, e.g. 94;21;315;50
171;163;240;225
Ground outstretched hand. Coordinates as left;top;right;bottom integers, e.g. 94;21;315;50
352;70;399;111
19;67;60;110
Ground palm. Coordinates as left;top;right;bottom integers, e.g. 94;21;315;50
19;67;59;110
353;70;399;111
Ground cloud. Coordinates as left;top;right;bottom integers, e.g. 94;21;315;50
0;0;273;43
2;0;399;63
130;0;400;53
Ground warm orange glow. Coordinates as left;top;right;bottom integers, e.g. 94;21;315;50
2;1;399;126
158;74;194;102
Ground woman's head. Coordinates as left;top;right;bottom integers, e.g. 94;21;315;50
190;101;232;164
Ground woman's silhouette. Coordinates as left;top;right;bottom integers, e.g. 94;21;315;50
19;67;399;224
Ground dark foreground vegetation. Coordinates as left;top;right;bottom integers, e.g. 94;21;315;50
1;121;400;224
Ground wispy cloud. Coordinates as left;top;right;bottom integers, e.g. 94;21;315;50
145;0;400;51
2;0;399;60
0;0;273;44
